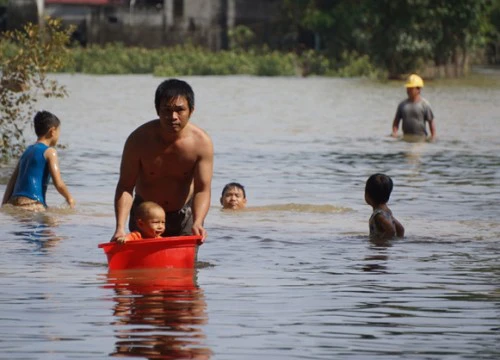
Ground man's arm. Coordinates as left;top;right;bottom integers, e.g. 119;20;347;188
428;119;437;141
2;162;19;205
45;147;75;208
391;115;400;137
191;133;214;241
111;135;141;241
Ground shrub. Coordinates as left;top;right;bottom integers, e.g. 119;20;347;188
0;17;73;163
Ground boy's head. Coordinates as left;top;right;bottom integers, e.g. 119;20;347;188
365;173;393;206
34;111;61;145
155;78;195;115
220;182;247;210
135;201;166;238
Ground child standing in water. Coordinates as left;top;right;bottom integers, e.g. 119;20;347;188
365;174;404;239
2;111;75;211
116;201;166;242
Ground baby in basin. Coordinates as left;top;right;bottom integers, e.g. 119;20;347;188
116;201;166;243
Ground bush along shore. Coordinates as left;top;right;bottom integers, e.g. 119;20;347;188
54;43;381;78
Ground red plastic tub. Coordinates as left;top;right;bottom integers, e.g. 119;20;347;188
104;268;198;293
98;235;203;271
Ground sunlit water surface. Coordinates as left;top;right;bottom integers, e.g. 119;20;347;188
1;73;499;359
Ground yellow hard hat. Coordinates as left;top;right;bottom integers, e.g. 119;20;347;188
404;74;424;88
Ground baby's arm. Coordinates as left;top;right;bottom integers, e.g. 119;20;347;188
2;162;19;205
45;147;75;208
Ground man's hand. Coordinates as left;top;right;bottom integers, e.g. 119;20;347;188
111;229;127;243
192;223;207;243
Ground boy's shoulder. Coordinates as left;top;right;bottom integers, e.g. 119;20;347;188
21;142;49;155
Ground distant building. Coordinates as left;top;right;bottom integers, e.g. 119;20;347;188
4;0;283;49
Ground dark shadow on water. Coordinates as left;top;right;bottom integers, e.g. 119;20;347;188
363;236;394;274
103;268;212;359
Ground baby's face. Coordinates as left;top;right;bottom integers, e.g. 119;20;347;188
221;187;247;210
138;208;166;238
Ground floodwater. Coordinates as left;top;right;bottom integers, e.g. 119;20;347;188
0;72;499;359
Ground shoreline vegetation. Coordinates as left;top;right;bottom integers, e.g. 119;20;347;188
0;41;380;78
3;41;498;83
62;43;381;78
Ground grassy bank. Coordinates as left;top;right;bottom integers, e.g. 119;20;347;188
54;43;380;78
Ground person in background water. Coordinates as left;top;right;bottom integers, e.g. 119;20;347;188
115;201;166;243
365;173;404;240
2;110;75;211
391;74;437;142
220;182;247;210
111;79;213;242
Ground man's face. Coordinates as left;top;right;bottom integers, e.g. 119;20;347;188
406;87;420;100
158;96;192;133
221;187;247;210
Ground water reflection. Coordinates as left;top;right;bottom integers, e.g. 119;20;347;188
105;269;212;359
1;205;64;250
363;237;391;273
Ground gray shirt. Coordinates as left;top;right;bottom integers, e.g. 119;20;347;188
395;98;434;136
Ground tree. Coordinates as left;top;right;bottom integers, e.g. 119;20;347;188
0;17;73;163
282;0;492;78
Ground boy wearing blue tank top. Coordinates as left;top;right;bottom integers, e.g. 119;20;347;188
365;174;404;240
2;111;75;211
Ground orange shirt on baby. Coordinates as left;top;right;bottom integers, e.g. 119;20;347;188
124;231;142;241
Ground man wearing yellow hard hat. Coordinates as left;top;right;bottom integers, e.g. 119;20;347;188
391;74;436;142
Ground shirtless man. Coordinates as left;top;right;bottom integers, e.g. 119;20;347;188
111;79;213;241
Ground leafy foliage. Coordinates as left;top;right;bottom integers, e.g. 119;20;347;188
0;17;74;163
283;0;493;77
56;42;380;78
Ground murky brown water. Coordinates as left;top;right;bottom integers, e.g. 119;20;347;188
1;72;499;359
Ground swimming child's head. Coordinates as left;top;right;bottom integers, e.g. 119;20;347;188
365;173;393;206
220;182;247;210
34;111;61;145
135;201;166;238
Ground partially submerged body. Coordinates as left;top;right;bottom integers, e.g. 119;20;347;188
391;74;436;142
2;111;75;211
368;206;404;240
365;173;404;241
220;182;247;210
112;79;213;242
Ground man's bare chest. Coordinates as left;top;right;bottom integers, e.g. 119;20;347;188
139;145;197;179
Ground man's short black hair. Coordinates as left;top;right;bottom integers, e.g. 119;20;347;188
155;79;195;114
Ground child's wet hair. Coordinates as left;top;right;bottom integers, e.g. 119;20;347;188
34;111;60;137
155;78;195;113
365;173;393;205
221;182;246;198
